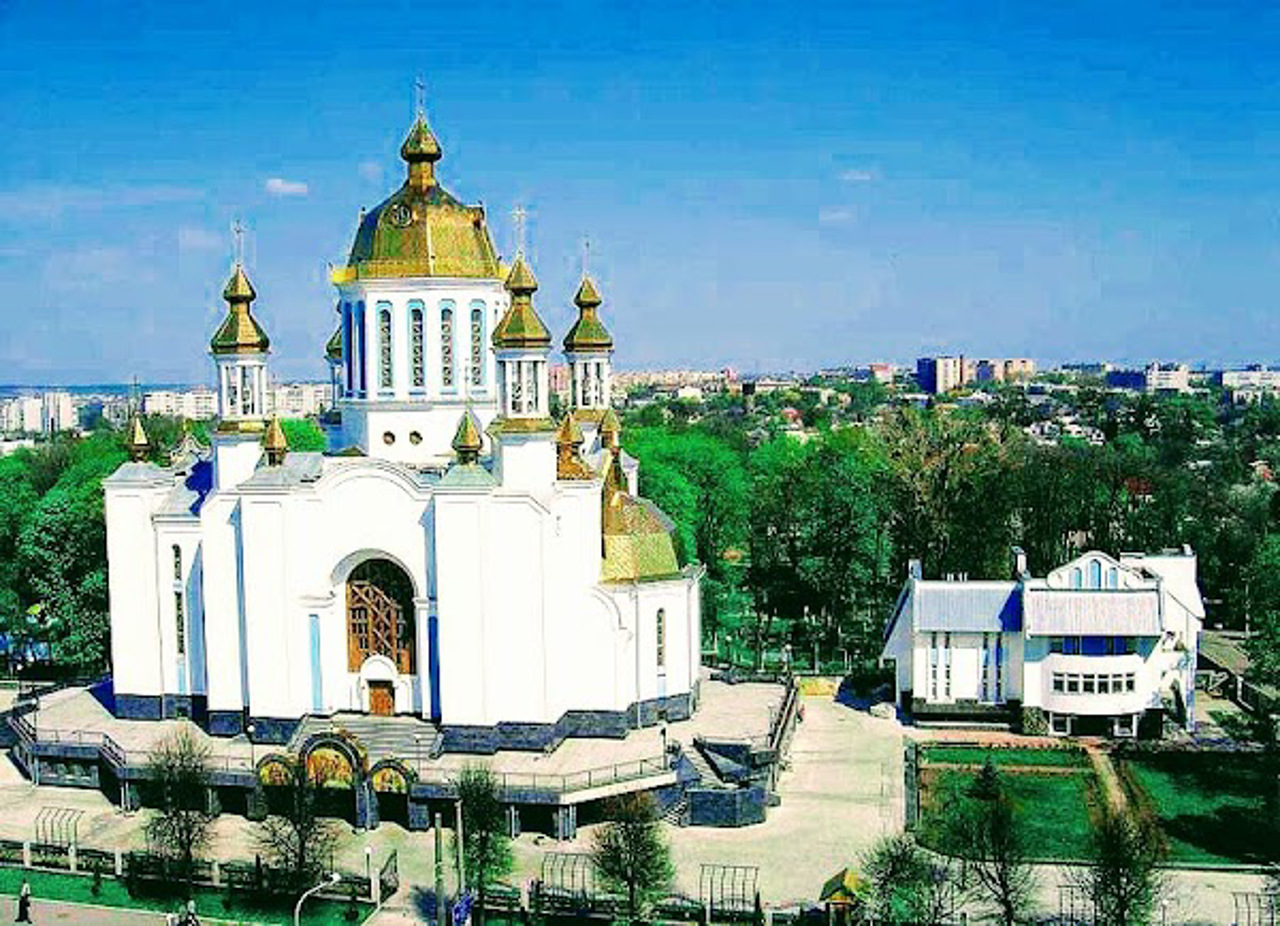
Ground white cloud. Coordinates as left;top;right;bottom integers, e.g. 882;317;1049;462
265;177;309;197
819;207;857;225
358;160;383;183
839;169;875;183
177;226;223;252
0;184;202;220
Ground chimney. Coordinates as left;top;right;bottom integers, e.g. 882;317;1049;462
908;558;922;581
1011;546;1028;579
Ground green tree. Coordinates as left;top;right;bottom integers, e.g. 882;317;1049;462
143;725;215;888
590;792;673;922
455;765;513;923
281;418;327;452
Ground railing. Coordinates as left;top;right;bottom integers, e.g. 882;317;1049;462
409;753;670;795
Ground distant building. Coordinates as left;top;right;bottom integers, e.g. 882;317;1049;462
1106;363;1192;394
1216;366;1280;402
853;363;894;385
1059;362;1113;376
881;548;1203;738
916;356;966;395
266;382;332;417
143;388;219;420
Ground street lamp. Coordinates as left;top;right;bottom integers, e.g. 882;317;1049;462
246;723;256;772
294;872;341;925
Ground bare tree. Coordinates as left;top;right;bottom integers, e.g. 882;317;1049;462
590;792;673;923
455;765;513;924
861;831;954;924
1071;802;1166;926
143;725;215;889
253;753;340;890
944;759;1037;925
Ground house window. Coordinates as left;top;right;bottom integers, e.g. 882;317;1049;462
1088;559;1102;588
656;608;666;668
1050;637;1063;654
1125;674;1136;692
1097;675;1110;695
172;544;182;582
378;304;393;390
440;302;455;389
410;303;425;389
355;302;366;393
1051;714;1070;735
174;591;185;656
1066;675;1080;694
1115;714;1136;737
1052;673;1064;693
470;303;485;387
1071;567;1082;588
943;632;952;698
1108;567;1119;589
1082;675;1096;694
994;635;1004;700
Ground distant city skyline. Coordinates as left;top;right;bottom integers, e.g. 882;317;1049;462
2;1;1279;384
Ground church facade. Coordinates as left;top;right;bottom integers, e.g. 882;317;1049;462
104;113;702;750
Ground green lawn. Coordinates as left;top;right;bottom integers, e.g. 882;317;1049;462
919;767;1098;861
1121;751;1273;865
921;744;1088;769
0;867;373;925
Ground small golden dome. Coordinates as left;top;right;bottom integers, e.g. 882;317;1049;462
126;416;150;462
492;254;552;349
451;408;483;463
210;264;270;355
263;416;288;466
564;274;613;352
400;115;442;165
555;411;584;447
599;407;621;450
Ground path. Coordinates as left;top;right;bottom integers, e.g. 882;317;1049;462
1082;741;1127;812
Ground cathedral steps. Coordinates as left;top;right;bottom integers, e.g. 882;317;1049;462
682;740;727;789
288;713;442;768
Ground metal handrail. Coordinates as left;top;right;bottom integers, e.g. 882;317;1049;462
409;753;669;794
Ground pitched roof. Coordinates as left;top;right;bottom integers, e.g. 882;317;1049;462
911;581;1022;633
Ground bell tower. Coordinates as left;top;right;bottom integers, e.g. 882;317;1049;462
209;259;271;489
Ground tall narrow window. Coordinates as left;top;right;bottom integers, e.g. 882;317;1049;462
174;591;186;656
240;367;254;415
377;304;393;390
529;362;539;413
1088;559;1102;589
440;303;455;389
510;362;523;412
172;544;182;582
410;303;425;389
355;302;367;394
656;609;666;668
342;303;353;392
470;303;484;387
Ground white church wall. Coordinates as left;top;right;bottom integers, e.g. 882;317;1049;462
239;498;296;719
434;491;488;725
495;437;556;492
105;486;167;702
199;496;248;719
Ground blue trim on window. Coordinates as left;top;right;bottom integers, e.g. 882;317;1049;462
309;613;323;712
428;614;441;723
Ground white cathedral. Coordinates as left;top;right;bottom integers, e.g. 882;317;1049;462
104;113;702;750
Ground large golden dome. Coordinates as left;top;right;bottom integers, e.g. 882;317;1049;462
340;116;501;281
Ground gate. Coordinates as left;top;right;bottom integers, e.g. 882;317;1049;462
379;849;400;901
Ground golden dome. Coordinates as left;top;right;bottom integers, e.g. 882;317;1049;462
599;407;621;451
492;254;552;349
210;264;270;355
343;117;500;280
563;275;613;352
126;416;150;462
451;408;483;463
263;416;288;466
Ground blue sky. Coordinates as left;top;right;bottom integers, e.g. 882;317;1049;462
1;0;1278;384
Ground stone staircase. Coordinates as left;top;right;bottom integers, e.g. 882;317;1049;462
288;713;441;766
682;740;727;789
661;795;689;826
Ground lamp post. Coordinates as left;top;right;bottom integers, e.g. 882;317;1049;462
294;872;341;925
246;723;256;772
413;733;421;775
365;845;372;883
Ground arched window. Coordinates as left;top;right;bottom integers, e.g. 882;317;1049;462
656;608;666;668
172;544;182;582
175;591;185;656
440;302;455;389
377;303;393;391
528;362;539;413
1088;559;1102;589
1071;568;1082;589
355;302;367;394
470;302;485;388
1108;567;1118;589
409;303;425;389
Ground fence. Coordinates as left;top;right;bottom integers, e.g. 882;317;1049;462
409;753;670;795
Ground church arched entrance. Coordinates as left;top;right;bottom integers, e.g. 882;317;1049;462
346;558;416;716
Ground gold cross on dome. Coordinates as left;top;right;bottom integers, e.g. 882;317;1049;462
414;77;425;119
232;220;245;266
582;235;591;276
511;205;528;254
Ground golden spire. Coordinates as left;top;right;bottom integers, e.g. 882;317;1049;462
400;100;442;190
263;416;288;466
564;274;613;352
599;407;621;452
451;408;483;463
210;263;270;355
126;416;150;462
492;253;552;349
555;412;592;480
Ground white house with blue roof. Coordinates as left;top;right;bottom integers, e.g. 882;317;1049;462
881;548;1202;737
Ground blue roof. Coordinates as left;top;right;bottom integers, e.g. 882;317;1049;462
913;581;1022;633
